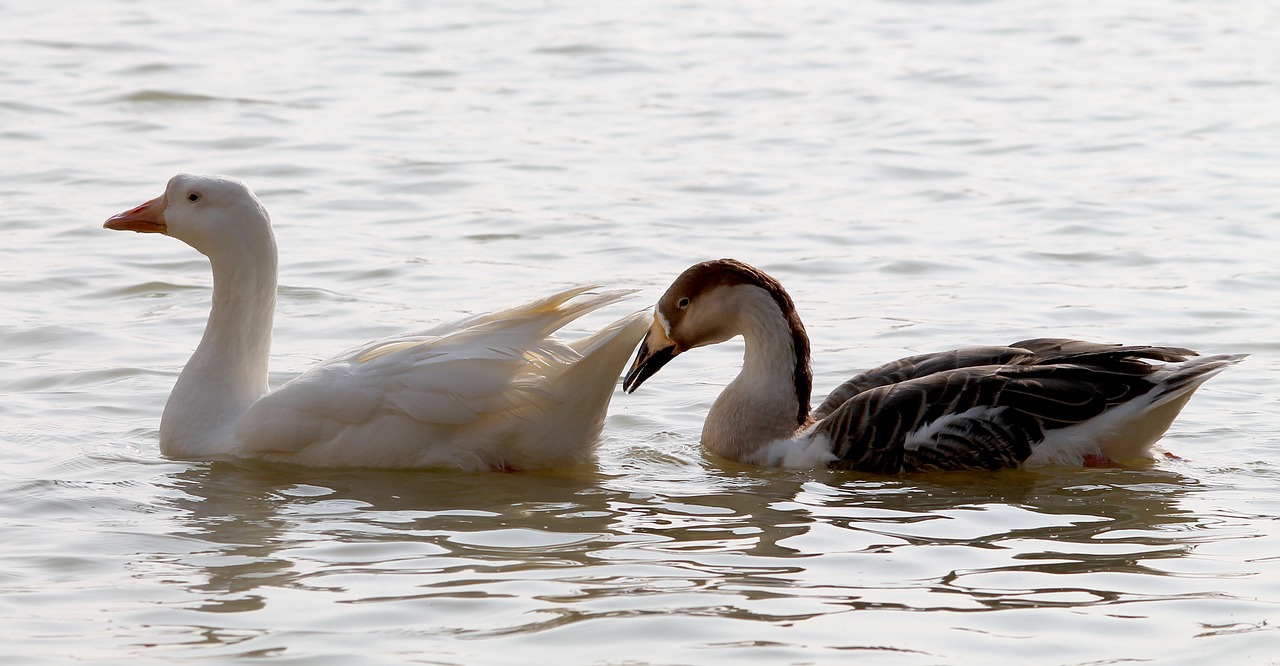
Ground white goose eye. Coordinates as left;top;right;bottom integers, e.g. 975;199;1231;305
677;297;690;309
187;192;201;203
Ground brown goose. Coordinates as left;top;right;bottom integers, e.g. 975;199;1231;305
623;259;1245;473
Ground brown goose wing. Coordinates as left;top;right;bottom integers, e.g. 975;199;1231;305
811;346;1033;422
809;361;1163;474
812;339;1198;423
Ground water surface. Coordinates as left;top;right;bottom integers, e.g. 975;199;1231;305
2;1;1278;663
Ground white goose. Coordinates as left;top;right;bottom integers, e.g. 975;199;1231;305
623;259;1245;472
105;173;648;471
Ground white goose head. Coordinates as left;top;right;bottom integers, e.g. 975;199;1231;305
104;173;273;260
624;258;813;426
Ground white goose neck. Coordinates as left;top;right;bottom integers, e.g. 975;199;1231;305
160;228;278;458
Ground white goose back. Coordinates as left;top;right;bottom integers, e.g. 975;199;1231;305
106;174;647;470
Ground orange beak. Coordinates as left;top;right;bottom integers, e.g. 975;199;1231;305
104;195;167;234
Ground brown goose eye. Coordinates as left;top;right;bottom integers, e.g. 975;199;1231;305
677;297;690;309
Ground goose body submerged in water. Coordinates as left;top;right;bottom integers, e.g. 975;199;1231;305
106;174;648;471
624;259;1244;473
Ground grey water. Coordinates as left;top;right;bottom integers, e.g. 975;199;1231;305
2;1;1278;663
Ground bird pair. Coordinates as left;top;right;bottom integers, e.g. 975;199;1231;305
106;174;1244;473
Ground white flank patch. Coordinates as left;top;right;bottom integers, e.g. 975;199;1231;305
901;406;1007;452
744;434;838;469
1023;397;1152;467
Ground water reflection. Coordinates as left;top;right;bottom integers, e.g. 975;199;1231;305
154;457;1210;645
779;467;1206;617
163;464;300;613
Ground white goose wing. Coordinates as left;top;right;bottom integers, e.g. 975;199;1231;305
233;287;633;458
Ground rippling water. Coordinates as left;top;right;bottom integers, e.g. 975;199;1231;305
3;1;1278;663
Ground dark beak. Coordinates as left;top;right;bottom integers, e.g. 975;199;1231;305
623;321;681;393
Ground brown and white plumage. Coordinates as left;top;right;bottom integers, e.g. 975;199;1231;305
623;259;1244;473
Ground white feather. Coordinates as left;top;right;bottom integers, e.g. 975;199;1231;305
108;174;649;471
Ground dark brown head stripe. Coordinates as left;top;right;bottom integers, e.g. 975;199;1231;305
664;259;813;426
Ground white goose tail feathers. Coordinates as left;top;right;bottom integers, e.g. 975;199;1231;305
499;304;651;470
464;286;639;338
233;286;646;471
